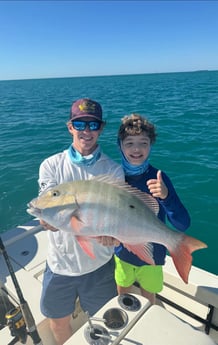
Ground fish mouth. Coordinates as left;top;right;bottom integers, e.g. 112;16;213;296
27;202;42;217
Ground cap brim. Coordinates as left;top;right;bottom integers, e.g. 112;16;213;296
70;114;103;121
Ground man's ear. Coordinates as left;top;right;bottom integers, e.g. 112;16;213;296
67;121;74;135
99;121;106;133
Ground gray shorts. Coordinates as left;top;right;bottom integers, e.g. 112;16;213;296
40;257;117;318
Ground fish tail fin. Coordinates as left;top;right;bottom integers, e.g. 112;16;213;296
169;235;207;284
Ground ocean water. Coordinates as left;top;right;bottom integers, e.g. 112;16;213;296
0;71;217;275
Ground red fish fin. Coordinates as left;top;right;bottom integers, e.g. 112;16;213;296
169;235;207;284
76;236;96;259
124;243;155;265
70;215;96;258
71;214;84;233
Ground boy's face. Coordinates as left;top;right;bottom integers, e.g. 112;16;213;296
121;133;151;166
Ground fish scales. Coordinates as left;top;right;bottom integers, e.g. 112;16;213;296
75;180;156;241
78;182;175;248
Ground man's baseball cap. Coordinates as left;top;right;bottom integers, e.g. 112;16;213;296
69;98;103;121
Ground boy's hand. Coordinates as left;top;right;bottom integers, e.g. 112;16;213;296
147;170;168;200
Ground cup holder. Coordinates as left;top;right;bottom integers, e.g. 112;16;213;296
103;308;128;330
118;293;141;311
84;324;110;345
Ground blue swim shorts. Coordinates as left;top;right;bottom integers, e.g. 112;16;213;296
40;257;117;318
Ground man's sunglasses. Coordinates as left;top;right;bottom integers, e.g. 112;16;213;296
71;120;102;131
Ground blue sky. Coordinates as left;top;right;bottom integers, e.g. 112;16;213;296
0;1;218;80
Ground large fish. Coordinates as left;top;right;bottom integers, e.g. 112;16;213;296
27;175;207;283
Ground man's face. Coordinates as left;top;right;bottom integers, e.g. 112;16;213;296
67;117;104;155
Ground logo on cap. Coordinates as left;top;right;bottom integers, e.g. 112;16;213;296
78;100;96;114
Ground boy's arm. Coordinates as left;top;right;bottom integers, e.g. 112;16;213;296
158;172;191;231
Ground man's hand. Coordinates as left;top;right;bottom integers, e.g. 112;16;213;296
40;219;59;232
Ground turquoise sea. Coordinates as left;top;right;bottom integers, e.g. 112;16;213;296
0;71;217;275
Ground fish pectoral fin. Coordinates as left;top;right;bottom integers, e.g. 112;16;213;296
70;212;96;258
124;242;155;265
70;211;84;233
76;236;96;259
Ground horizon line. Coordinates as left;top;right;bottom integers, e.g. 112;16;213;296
0;69;217;82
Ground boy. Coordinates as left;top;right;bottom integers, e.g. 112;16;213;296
114;113;190;304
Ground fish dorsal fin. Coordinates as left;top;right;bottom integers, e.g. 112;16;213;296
90;174;159;216
89;174;121;184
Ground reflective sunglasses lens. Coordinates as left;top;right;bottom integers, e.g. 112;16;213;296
72;121;86;131
89;121;101;131
72;121;101;131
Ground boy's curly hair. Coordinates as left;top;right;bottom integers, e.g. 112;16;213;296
118;113;157;144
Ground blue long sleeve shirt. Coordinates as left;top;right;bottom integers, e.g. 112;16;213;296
114;164;191;266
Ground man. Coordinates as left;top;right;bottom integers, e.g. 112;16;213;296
39;98;124;345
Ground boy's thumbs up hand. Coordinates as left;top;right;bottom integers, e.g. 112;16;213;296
147;170;168;200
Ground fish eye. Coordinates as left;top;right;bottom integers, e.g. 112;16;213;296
51;190;60;197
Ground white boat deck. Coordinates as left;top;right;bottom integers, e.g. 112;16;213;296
0;220;217;345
